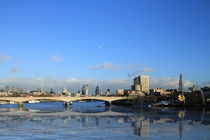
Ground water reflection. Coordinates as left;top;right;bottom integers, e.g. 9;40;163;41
132;117;149;137
0;108;210;139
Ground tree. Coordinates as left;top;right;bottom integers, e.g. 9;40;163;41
5;85;10;93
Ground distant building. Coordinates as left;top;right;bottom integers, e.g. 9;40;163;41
122;75;150;97
38;88;44;93
178;73;184;93
75;91;81;97
150;88;164;94
62;88;71;96
100;91;105;96
132;75;149;94
154;88;164;93
201;87;210;93
150;88;171;96
116;89;124;96
82;85;85;95
50;88;55;94
188;85;197;92
82;84;89;96
166;89;178;94
85;84;89;96
201;87;210;99
105;89;110;96
95;86;100;96
62;88;68;94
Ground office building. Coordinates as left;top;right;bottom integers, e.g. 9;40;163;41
178;73;184;93
133;75;149;94
82;84;89;96
105;89;110;96
95;86;100;96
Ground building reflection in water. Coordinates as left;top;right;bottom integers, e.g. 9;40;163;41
132;117;149;137
82;117;88;128
0;108;210;139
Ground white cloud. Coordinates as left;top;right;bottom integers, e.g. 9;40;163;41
51;55;62;62
10;66;20;72
90;62;142;72
112;64;121;72
127;70;141;77
140;67;154;73
0;77;132;94
202;81;210;87
128;67;154;77
0;53;12;62
90;62;113;70
150;77;193;90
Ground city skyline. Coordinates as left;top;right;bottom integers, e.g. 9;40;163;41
0;74;198;94
1;0;210;91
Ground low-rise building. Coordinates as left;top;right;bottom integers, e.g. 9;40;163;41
150;88;171;96
116;89;124;96
188;85;197;92
201;87;210;99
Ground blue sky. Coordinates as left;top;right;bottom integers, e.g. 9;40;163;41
0;0;210;91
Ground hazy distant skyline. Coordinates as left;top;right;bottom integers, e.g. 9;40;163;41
0;0;210;92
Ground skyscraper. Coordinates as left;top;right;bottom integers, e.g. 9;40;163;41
133;75;149;94
82;85;85;96
95;86;100;96
82;84;89;96
85;84;89;95
178;73;184;93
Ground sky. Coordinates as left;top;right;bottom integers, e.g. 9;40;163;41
0;0;210;93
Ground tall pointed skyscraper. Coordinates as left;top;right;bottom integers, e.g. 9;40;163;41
178;73;184;93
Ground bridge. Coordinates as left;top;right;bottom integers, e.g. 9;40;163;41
0;96;128;108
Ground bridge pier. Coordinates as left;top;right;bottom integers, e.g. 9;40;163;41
105;101;112;107
18;102;24;109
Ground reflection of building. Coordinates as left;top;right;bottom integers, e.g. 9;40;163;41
117;117;125;123
82;117;88;127
179;119;184;140
133;117;149;137
95;117;99;126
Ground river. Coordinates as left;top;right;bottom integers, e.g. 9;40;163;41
0;101;210;140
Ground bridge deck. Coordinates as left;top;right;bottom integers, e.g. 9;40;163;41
0;96;127;103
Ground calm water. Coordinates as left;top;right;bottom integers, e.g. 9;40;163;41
0;101;210;140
